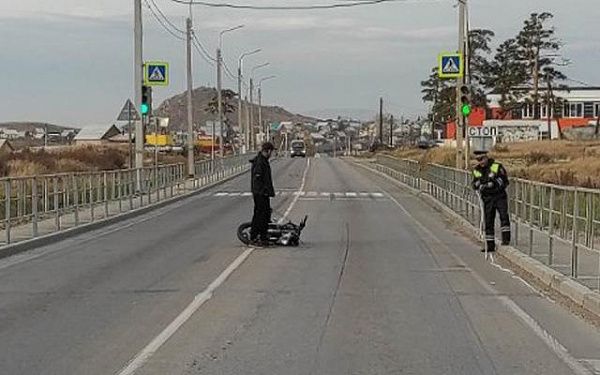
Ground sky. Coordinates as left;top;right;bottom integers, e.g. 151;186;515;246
1;0;599;127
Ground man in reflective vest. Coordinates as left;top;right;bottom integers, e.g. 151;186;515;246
472;152;511;252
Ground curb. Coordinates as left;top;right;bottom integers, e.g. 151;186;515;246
0;167;251;260
354;160;600;320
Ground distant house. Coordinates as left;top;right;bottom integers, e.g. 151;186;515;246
74;125;122;146
0;140;14;155
0;129;25;140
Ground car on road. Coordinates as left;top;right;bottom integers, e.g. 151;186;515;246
290;140;307;157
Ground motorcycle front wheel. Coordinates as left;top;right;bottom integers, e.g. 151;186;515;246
237;222;253;245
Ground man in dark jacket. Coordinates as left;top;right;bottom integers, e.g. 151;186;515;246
250;142;276;245
472;152;511;253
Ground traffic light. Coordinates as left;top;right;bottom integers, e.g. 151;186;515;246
141;85;152;116
460;84;472;117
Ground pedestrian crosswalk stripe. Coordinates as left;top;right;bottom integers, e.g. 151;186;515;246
211;191;387;199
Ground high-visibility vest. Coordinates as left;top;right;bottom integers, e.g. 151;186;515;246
473;163;500;178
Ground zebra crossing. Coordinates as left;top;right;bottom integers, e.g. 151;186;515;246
211;191;386;200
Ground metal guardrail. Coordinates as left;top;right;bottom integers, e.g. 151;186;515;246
374;154;600;291
0;155;251;247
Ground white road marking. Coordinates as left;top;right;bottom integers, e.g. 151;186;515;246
241;192;252;197
380;189;593;375
280;158;310;223
371;192;385;198
214;192;228;196
334;192;345;198
117;157;311;375
307;191;318;197
320;192;330;197
116;247;254;375
345;192;357;197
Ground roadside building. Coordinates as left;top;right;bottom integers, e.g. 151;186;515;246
74;125;122;146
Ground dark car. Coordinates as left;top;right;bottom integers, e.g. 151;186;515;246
290;140;307;157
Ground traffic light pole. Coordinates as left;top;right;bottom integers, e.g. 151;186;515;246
186;17;195;177
134;0;144;189
455;0;467;170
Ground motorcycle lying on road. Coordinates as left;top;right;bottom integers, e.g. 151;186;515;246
237;216;308;247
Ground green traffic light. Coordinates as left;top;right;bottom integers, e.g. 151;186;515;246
141;103;149;115
461;104;472;117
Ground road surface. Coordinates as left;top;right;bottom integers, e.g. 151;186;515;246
0;157;598;375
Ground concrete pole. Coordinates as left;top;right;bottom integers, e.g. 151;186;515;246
249;78;254;151
134;0;144;186
238;66;243;153
258;86;263;143
379;98;383;145
186;18;194;176
217;48;224;158
244;94;250;152
455;0;466;169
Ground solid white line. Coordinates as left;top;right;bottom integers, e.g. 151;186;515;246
116;247;254;375
117;157;311;375
380;189;592;375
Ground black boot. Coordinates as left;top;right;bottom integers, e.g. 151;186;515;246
501;231;511;246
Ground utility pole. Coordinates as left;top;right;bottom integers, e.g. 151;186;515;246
216;48;224;158
134;0;144;179
127;103;133;167
389;115;394;148
244;94;250;151
249;78;254;150
186;17;194;176
455;0;467;169
546;71;552;140
379;97;383;145
258;86;263;143
238;66;243;152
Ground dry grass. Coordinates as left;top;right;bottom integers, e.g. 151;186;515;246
390;140;600;188
0;145;205;178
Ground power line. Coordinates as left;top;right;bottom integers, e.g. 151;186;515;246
192;38;216;67
148;0;186;34
222;60;237;81
192;32;217;62
168;0;398;10
143;0;185;40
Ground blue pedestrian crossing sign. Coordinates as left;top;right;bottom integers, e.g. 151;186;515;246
144;61;169;86
438;53;463;79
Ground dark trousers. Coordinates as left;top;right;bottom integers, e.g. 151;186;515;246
251;194;271;241
483;194;511;251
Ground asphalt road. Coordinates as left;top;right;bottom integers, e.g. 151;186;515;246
0;157;598;375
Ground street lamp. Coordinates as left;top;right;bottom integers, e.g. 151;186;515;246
248;62;270;150
216;24;245;158
258;75;276;142
238;49;261;152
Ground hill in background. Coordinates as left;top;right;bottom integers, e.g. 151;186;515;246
155;87;315;131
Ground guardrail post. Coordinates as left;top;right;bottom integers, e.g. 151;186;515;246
32;177;38;238
89;175;95;222
528;183;534;256
5;181;11;244
103;172;109;218
73;175;79;226
548;187;555;266
571;188;579;278
129;170;134;211
585;192;592;248
54;177;60;231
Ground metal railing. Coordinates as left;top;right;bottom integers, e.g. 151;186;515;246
374;154;600;291
0;155;250;247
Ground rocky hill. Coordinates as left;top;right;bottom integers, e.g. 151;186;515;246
154;87;315;131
